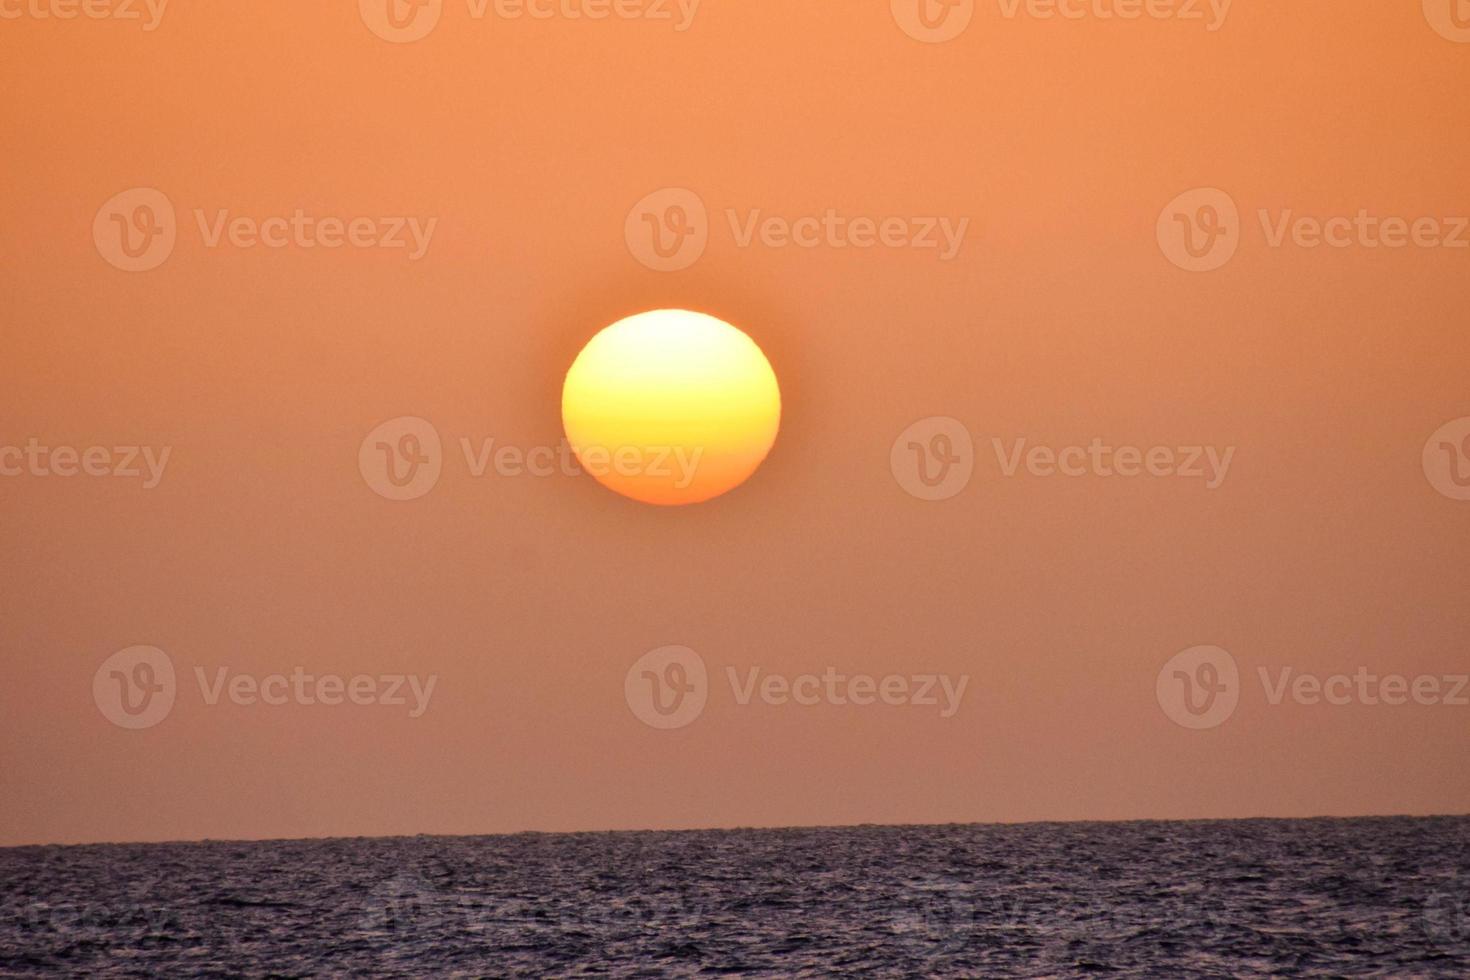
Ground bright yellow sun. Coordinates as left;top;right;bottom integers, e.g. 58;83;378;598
561;309;781;506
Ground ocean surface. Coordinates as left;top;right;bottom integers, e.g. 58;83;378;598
2;816;1467;977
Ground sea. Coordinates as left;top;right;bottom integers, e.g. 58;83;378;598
2;816;1467;977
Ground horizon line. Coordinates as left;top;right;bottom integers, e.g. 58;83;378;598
6;810;1468;852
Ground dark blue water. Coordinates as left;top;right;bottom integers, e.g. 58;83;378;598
2;816;1467;977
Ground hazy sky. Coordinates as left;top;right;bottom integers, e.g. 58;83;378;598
2;2;1467;847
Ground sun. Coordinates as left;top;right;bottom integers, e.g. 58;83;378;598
561;309;781;506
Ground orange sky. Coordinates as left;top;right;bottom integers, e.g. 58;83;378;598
1;1;1467;846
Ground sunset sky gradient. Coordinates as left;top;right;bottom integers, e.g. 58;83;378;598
1;2;1467;846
